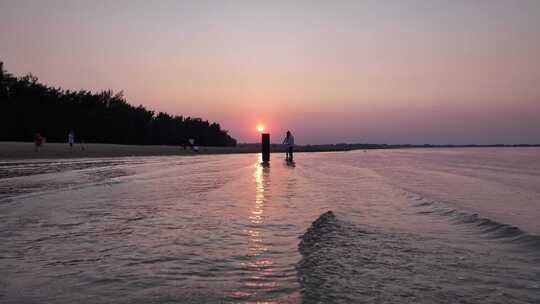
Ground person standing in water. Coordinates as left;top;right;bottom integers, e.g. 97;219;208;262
282;130;295;161
68;130;75;151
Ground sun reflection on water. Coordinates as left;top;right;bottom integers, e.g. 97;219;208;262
229;155;278;302
248;155;269;258
250;157;266;226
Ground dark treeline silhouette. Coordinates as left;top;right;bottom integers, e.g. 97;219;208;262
0;62;237;146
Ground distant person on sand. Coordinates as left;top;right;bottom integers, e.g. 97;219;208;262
34;132;44;152
282;130;295;161
188;138;199;152
68;130;75;151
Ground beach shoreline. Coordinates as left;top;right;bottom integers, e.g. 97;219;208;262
0;141;355;160
3;142;536;161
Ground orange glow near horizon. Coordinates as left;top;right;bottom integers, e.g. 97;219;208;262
256;124;265;133
2;1;539;144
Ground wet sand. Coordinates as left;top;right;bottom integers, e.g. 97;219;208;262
0;142;255;160
0;142;353;160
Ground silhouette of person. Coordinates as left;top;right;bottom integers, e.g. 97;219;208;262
34;132;43;152
68;130;75;151
282;130;295;161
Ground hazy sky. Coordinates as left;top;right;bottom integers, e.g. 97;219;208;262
1;0;539;144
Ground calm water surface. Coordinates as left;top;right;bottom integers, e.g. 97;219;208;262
1;148;539;303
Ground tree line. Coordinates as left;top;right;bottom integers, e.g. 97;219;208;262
0;62;237;146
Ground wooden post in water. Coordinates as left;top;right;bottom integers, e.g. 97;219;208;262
261;133;270;164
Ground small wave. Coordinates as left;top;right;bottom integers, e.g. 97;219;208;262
411;196;540;250
414;201;434;207
297;211;376;303
297;210;540;303
298;210;338;255
297;211;346;303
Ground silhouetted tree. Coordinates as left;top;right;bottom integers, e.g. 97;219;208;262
0;62;237;146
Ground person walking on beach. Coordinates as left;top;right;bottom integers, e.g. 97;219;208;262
68;130;75;151
282;130;295;161
34;132;44;152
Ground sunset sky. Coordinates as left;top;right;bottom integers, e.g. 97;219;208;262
1;0;539;144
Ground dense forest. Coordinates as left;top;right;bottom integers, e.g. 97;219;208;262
0;62;237;146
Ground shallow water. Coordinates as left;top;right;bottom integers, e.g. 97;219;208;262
0;148;539;303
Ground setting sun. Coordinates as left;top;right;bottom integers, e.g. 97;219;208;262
256;124;265;132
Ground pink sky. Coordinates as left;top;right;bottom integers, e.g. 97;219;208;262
1;0;539;144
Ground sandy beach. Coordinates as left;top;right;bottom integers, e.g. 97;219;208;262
0;142;257;160
0;141;356;160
